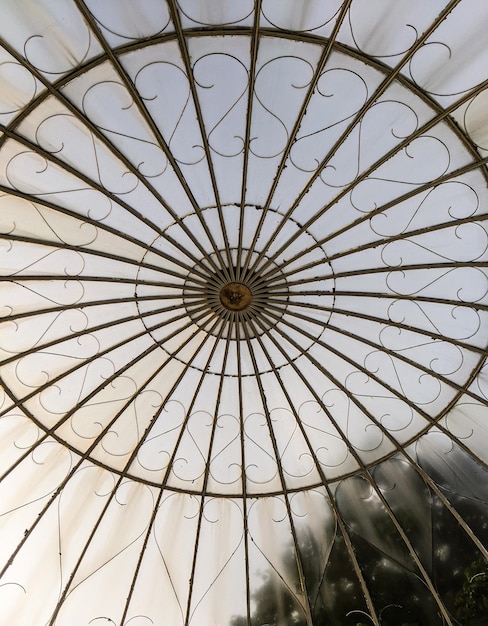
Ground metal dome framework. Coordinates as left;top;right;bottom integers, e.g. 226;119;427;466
0;1;488;625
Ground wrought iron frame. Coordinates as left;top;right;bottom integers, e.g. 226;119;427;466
1;1;487;624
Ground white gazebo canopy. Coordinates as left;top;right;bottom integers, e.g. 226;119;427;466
1;1;487;625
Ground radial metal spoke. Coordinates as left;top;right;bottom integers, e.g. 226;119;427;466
236;0;262;281
0;303;213;421
0;292;186;323
166;0;234;281
263;261;488;291
247;0;470;276
300;290;488;311
72;0;230;280
235;316;252;626
251;155;488;285
120;313;232;626
0;183;218;284
240;0;354;279
0;310;226;587
258;306;488;469
44;313;229;625
182;321;235;626
0;274;201;289
1;232;210;288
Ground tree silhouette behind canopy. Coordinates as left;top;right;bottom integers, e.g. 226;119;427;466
228;470;488;626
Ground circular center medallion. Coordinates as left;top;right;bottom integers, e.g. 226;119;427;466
219;282;253;311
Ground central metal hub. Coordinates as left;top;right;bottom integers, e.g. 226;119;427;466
219;282;253;311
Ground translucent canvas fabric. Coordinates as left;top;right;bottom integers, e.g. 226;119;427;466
0;1;487;624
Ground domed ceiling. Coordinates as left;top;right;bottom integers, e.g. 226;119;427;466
0;1;487;625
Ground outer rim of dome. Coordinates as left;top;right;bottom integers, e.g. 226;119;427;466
1;26;488;493
1;26;487;185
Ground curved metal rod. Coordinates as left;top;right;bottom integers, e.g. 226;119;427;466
244;0;465;278
240;0;354;279
44;312;229;625
245;314;380;624
250;310;456;624
253;156;488;285
0;310;225;588
0;301;212;423
119;313;233;626
235;316;252;626
166;0;233;282
260;304;488;470
0;183;219;286
236;0;262;282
